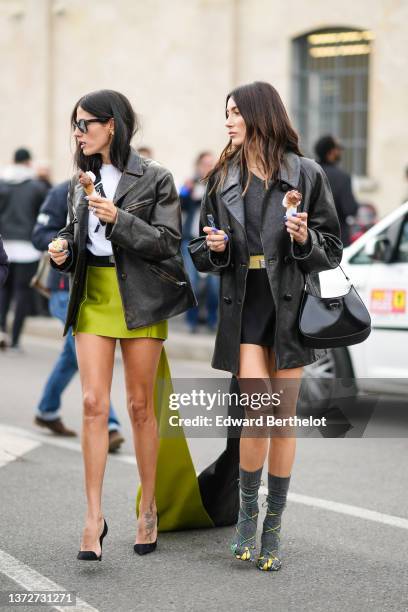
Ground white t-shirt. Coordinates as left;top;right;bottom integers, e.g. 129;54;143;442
87;163;122;256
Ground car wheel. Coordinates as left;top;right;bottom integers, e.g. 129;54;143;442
299;348;357;417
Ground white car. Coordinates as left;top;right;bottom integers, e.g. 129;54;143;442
305;202;408;393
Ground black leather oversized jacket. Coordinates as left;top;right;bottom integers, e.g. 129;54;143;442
52;149;196;335
190;153;343;374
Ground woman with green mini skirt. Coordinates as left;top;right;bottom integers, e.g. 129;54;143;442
48;89;213;561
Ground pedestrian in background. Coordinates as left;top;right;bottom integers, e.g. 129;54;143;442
314;135;358;247
32;181;124;451
190;81;342;572
49;89;196;560
180;151;219;333
0;235;8;288
0;148;48;351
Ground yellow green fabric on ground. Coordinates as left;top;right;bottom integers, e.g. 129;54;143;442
137;348;214;531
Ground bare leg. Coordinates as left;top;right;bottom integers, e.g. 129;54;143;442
255;351;303;571
120;337;163;545
238;343;271;470
75;333;116;554
267;350;302;476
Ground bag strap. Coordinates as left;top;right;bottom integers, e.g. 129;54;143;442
338;264;350;281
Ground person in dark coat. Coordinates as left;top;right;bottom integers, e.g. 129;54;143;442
0;236;8;287
0;148;48;350
314;134;358;247
189;82;342;572
32;181;124;450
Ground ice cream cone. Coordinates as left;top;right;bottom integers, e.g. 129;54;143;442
282;189;302;242
51;238;65;252
79;170;97;197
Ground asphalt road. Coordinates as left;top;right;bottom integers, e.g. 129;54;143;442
0;333;407;612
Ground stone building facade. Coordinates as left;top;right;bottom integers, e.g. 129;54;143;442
1;0;407;213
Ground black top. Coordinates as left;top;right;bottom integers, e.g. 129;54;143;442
0;175;48;242
243;173;268;255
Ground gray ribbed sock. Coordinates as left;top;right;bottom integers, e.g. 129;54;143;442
257;473;291;571
231;466;262;561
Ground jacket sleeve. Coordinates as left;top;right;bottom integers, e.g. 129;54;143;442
49;179;76;274
32;184;69;252
0;235;9;287
105;170;181;262
188;180;231;274
291;166;343;274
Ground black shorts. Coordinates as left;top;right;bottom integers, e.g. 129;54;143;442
240;269;276;347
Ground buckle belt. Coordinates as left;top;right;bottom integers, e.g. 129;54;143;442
248;255;266;269
86;251;115;267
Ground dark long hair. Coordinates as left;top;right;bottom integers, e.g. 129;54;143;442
207;81;302;193
70;89;138;174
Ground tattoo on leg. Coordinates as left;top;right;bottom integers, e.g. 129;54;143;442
140;500;157;542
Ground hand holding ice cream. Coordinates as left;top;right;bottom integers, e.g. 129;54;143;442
283;190;309;245
80;170;118;224
282;189;302;218
48;237;69;265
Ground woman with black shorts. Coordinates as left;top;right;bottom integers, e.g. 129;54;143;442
190;81;342;571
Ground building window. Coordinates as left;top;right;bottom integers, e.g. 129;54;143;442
291;28;373;176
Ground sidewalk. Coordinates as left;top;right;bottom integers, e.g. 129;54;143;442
24;315;214;362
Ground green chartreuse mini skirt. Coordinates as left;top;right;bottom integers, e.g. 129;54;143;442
73;266;168;339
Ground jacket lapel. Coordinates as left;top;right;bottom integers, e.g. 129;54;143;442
278;152;301;190
261;152;302;253
75;200;89;252
220;152;301;230
220;164;245;228
113;149;144;204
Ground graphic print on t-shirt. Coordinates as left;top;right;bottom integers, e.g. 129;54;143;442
87;163;122;257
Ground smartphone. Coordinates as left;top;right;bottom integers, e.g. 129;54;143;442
207;214;217;231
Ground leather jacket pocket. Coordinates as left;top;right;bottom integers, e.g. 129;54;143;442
124;199;153;213
149;264;187;288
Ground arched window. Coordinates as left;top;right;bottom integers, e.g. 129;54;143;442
291;27;373;175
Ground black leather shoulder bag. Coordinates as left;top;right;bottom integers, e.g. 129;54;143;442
299;265;371;348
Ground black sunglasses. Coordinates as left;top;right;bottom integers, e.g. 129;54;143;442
73;117;110;134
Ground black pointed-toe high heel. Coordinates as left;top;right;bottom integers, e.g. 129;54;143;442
77;519;108;561
133;514;159;556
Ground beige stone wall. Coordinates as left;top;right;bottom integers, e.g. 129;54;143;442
0;0;407;214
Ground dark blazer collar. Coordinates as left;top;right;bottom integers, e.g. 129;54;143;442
220;151;301;194
124;148;144;176
113;148;144;203
219;152;301;230
279;152;301;188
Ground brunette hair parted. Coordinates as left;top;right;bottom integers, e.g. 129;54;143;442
206;81;302;193
71;89;139;174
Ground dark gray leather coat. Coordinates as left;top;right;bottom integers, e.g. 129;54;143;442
52;149;196;335
190;153;343;374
